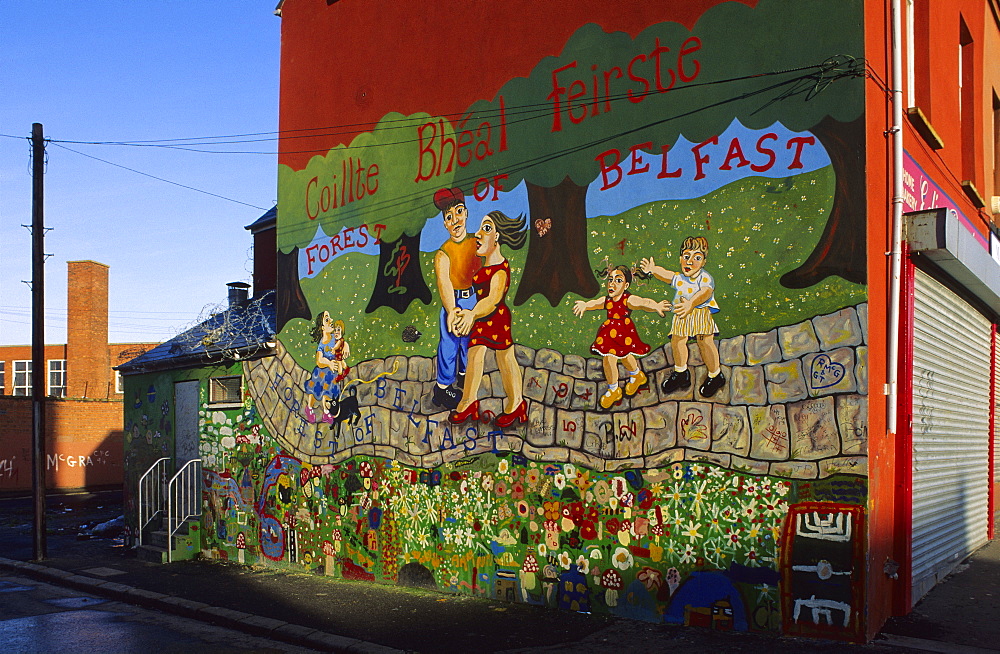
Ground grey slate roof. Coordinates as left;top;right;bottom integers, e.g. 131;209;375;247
117;289;276;375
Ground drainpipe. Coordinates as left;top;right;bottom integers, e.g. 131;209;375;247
887;0;904;435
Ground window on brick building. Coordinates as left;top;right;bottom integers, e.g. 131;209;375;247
115;370;123;395
13;360;31;396
209;375;242;406
48;359;67;397
0;361;5;394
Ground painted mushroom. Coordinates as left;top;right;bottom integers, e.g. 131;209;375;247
359;461;373;489
322;539;336;575
332;529;343;554
601;569;623;607
520;552;540;592
236;532;246;564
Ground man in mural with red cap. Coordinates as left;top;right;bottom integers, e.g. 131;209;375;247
432;188;481;410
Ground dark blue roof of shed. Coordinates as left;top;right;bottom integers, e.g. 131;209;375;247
117;290;276;375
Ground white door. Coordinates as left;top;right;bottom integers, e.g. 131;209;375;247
174;380;200;466
910;268;991;604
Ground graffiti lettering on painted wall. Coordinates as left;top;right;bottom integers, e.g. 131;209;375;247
46;450;113;472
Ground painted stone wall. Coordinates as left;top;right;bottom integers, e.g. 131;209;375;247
249;304;867;480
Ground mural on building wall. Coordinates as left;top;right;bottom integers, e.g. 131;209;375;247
125;0;870;639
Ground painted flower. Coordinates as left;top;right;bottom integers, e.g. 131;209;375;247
591;480;612;505
612;546;634;571
558;551;573;569
575;554;590;575
543;501;561;521
498;459;510;475
526;468;541;488
683;521;703;542
537;543;548;557
553;473;566;490
564;464;577;480
606;518;622;535
636;566;662;591
495;481;508;496
580;521;598;540
680;543;695;564
516;501;530;517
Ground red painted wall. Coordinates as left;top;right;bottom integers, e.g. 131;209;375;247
278;0;756;172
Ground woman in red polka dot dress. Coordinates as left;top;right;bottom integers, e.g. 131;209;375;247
450;210;528;427
574;265;669;409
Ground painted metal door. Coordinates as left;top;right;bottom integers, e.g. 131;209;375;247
910;268;991;604
174;380;201;466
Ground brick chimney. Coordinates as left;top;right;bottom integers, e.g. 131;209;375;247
66;260;110;398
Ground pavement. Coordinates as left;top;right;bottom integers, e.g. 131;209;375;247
0;490;998;653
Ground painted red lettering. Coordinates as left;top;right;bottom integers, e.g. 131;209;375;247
719;137;750;170
786;136;816;169
658;144;682;178
678;37;702;82
415;122;438;182
628;142;653;175
751;133;778;172
691;135;719;181
627;55;649;103
595;148;623;190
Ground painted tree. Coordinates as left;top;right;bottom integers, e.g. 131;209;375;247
457;0;865;305
278;112;461;318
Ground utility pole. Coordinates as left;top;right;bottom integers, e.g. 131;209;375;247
31;122;47;561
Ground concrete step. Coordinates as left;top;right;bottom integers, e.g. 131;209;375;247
136;543;167;564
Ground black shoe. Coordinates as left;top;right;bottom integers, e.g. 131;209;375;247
661;369;691;394
432;384;462;410
699;372;726;398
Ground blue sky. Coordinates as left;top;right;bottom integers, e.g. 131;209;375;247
1;3;280;345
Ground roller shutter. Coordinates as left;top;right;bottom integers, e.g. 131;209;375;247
995;330;1000;529
911;268;991;604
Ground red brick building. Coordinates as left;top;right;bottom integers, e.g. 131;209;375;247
0;260;158;493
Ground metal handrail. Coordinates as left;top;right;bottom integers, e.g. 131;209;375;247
137;457;169;547
166;458;203;563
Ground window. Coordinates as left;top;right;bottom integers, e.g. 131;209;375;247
960;18;975;181
48;359;67;397
115;370;124;395
209;376;242;405
906;0;915;108
13;361;31;396
0;361;4;394
993;90;999;196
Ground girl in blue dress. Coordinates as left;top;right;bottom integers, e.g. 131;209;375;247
303;311;351;423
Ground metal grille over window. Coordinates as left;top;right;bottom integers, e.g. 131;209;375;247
209;376;242;404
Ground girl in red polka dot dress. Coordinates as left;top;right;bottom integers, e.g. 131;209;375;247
574;265;669;409
451;210;528;427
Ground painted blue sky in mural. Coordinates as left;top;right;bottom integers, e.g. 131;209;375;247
586;120;830;218
298;119;829;280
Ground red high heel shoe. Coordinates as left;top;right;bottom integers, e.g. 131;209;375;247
449;400;480;424
495;399;527;428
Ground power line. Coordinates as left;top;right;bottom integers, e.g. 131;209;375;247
276;58;864;243
47;143;269;211
39;60;852;156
